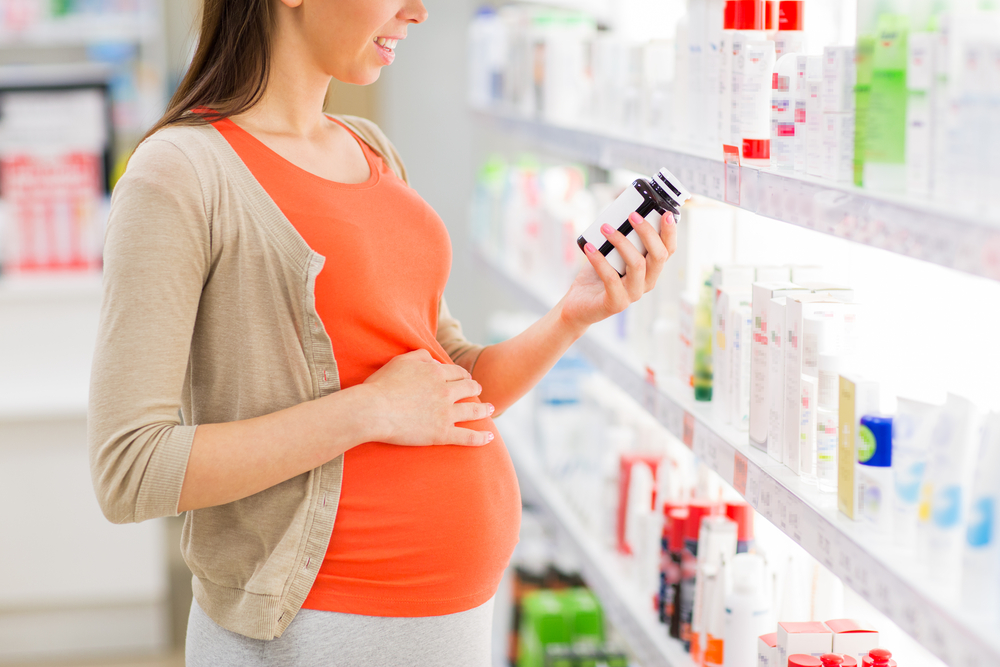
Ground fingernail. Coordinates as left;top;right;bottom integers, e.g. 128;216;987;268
669;212;677;224
631;212;643;225
485;432;495;443
601;224;614;236
487;403;495;416
584;242;596;254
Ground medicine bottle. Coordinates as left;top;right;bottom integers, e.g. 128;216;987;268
861;649;896;667
576;167;690;276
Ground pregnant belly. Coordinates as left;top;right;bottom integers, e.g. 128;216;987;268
303;420;522;617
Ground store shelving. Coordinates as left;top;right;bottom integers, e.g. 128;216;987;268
481;249;1000;667
502;419;694;667
474;110;1000;284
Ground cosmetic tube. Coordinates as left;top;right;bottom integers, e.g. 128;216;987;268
772;53;799;169
857;415;893;535
892;396;938;549
923;393;981;585
729;0;767;145
960;412;1000;617
799;375;819;483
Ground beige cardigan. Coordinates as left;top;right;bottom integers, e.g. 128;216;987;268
88;116;484;640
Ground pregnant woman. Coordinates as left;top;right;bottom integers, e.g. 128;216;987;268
87;0;677;665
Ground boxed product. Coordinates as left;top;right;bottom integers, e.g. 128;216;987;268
750;282;809;452
729;303;754;430
712;275;754;425
838;375;881;519
767;297;788;463
757;632;778;667
777;621;833;667
826;619;879;664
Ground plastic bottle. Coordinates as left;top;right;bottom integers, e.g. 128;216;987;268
817;408;839;492
726;501;755;552
795;55;822;174
960;412;1000;617
720;0;738;145
704;555;730;667
774;0;807;56
857;415;894;535
662;507;689;631
864;12;910;191
729;0;767;145
722;553;772;667
694;277;716;401
679;501;716;649
799;375;819;484
861;649;896;667
741;40;777;164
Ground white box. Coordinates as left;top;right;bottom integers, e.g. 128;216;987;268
758;632;778;667
821;111;855;182
730;303;753;430
767;297;788;463
822;46;855;113
714;286;752;424
838;375;881;520
826;619;879;664
679;294;696;390
783;296;850;474
750;282;809;451
777;621;833;667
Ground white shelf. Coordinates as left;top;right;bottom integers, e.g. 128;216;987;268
483;250;1000;667
0;15;159;49
501;421;693;667
474;110;1000;283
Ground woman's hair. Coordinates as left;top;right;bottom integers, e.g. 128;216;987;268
142;0;273;141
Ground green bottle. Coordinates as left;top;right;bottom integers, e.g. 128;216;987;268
864;13;910;191
693;277;714;402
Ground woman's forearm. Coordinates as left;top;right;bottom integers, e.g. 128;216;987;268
178;384;379;512
472;298;588;414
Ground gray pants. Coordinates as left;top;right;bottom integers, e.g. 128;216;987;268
185;597;495;667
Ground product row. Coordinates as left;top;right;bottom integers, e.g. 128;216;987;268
468;0;1000;216
472;154;1000;623
499;352;926;666
0;0;152;31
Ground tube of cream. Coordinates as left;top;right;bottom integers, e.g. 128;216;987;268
892;396;939;550
961;412;1000;617
923;393;982;586
741;40;777;165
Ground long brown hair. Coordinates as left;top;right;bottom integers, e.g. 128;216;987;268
142;0;274;142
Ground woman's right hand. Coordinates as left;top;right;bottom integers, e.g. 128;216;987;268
359;349;495;447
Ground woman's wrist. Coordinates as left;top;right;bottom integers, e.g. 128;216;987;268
553;296;591;342
324;383;389;446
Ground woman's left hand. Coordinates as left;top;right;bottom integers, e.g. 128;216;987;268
558;210;678;333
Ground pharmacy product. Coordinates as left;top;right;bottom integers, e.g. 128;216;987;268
695;278;716;401
704;555;729;667
924;393;981;584
823;46;856;113
757;632;778;667
794;55;821;173
617;455;661;555
680;501;717;648
818;407;840;492
731;304;754;430
662;507;688;630
852;36;875;185
576;168;689;276
961;412;1000;617
766;297;788;462
726;501;755;553
680;295;696;389
837;376;880;519
720;0;738;145
784;297;844;474
905;31;934;196
825;619;879;665
817;354;840;410
774;0;806;57
742;40;777;163
722;553;771;667
729;1;767;144
892;397;939;549
864;14;909;192
857;415;894;534
805;75;825;176
861;649;896;667
714;281;754;423
750;282;809;452
800;375;820;483
772;53;799;169
692;516;738;663
821;111;855;182
777;622;833;667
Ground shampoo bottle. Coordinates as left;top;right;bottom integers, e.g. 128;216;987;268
857;415;894;536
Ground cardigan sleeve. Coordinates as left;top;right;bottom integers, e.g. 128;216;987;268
88;138;210;524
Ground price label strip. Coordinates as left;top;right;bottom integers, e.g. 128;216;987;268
733;452;749;496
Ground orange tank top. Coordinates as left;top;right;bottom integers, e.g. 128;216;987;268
213;117;521;617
